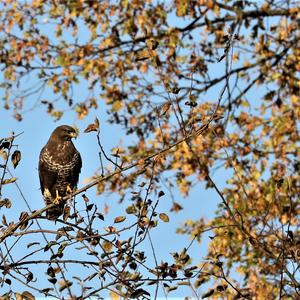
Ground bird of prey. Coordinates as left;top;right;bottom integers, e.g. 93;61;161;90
38;125;82;220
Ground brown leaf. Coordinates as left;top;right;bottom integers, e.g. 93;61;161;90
114;216;126;223
159;213;170;222
202;289;215;299
94;117;100;129
0;141;10;150
171;87;181;94
0;198;11;209
2;177;17;185
166;285;178;293
21;291;35;300
11;150;21;168
104;226;116;233
84;118;100;133
216;284;228;292
19;211;29;230
58;280;73;292
170;202;183;213
161;102;171;116
15;293;23;300
2;214;8;226
102;240;113;253
63;205;70;222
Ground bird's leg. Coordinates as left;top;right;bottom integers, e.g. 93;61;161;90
66;184;73;194
53;190;62;204
44;189;52;199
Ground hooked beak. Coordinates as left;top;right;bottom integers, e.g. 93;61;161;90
69;131;78;139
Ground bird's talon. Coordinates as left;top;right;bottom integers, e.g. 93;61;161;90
66;185;73;194
53;190;62;204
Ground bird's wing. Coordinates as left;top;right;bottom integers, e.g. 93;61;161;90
38;147;58;196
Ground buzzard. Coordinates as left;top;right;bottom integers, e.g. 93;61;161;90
39;125;82;220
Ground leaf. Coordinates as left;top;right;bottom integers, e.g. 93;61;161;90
159;213;170;223
0;141;10;150
48;278;57;284
15;293;23;300
87;204;94;211
82;194;89;202
47;266;55;278
158;190;165;197
0;198;11;209
135;49;151;61
126;204;137;214
26;272;33;283
2;215;8;226
170;202;183;213
102;240;113;253
216;284;228;292
146;38;159;50
130;288;150;298
2;177;17;185
171;87;181;94
84;118;100;133
97;212;104;220
58;280;73;292
21;291;35;300
44;241;57;252
104;226;116;233
194;277;208;288
166;285;178;293
11;150;21;168
202;289;215;299
109;291;120;300
161;102;171;116
19;211;29;230
114;216;126;223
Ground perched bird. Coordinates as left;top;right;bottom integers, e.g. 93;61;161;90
38;125;82;220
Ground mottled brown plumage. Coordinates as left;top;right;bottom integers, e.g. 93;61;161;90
39;125;82;220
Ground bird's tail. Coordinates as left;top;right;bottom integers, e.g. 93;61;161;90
46;203;64;220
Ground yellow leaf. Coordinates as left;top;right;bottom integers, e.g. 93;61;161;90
2;177;17;185
15;293;23;300
109;290;120;300
159;213;170;222
112;100;123;112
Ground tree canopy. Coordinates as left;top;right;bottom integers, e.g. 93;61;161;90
0;0;300;299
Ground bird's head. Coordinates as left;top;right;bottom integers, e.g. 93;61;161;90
52;125;78;141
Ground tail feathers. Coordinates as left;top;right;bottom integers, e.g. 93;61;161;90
46;204;64;220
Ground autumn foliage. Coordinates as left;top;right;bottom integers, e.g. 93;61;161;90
0;0;300;299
